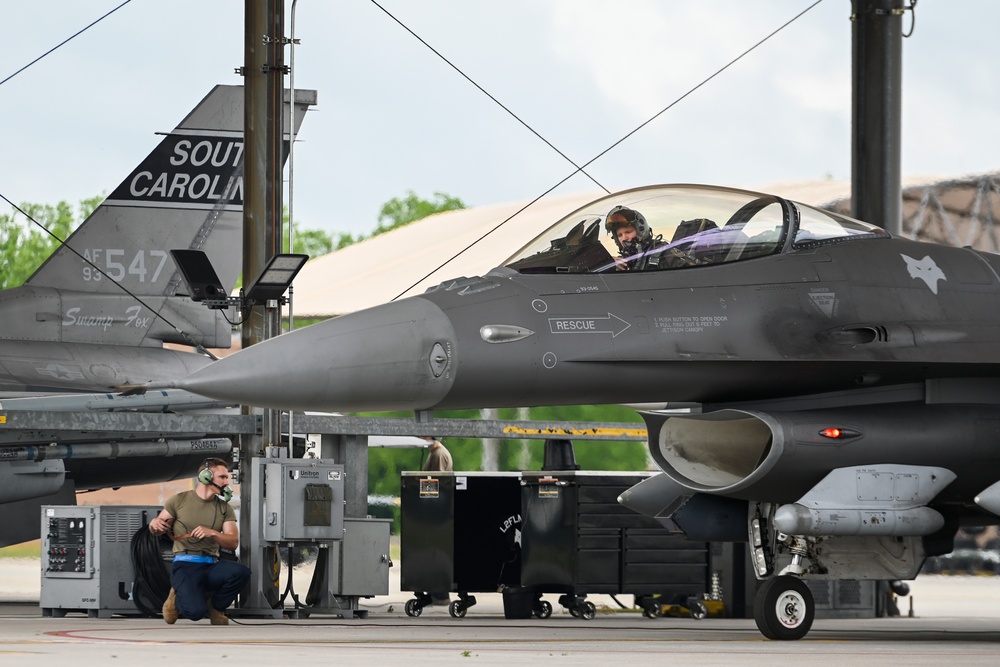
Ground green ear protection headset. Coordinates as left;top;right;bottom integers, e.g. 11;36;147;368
199;460;234;501
198;462;215;485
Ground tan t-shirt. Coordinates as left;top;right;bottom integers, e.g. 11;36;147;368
422;442;453;472
164;490;235;556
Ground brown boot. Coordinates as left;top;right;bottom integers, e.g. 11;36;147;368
205;594;229;625
207;606;230;625
162;588;178;625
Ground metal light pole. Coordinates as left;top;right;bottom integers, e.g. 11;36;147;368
239;0;286;612
851;0;904;234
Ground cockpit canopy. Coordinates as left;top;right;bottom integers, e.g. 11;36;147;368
504;184;888;274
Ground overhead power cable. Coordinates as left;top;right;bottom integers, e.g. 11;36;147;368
369;0;610;195
0;192;219;360
0;0;134;88
392;0;826;301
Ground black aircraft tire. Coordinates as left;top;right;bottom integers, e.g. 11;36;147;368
753;598;777;640
754;576;814;640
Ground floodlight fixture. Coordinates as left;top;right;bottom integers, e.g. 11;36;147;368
244;253;309;304
169;249;231;309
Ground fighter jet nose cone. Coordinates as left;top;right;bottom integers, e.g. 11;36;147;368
178;297;458;411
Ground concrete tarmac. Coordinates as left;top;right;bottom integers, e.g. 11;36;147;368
3;557;1000;666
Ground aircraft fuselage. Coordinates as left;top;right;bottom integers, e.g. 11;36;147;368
177;232;1000;413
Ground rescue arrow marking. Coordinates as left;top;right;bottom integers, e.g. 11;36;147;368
548;313;631;338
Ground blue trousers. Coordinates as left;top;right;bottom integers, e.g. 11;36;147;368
171;559;251;621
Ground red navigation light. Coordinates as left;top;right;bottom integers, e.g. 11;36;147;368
820;427;843;439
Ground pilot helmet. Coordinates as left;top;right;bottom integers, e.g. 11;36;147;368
605;205;651;251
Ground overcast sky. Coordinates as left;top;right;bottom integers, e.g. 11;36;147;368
2;1;997;238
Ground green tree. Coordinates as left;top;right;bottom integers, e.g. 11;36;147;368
365;404;647;499
334;233;359;250
3;198;339;291
283;224;335;258
374;190;465;236
236;208;336;290
365;403;647;533
0;196;101;289
281;207;335;258
280;190;469;257
323;191;466;253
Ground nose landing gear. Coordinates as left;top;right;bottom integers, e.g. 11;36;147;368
753;575;815;640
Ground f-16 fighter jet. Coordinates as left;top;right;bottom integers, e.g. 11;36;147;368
173;183;1000;639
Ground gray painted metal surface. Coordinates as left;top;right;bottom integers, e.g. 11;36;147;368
0;84;317;543
166;182;1000;639
0;410;643;442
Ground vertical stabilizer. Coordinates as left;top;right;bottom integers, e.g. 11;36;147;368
17;85;316;348
28;85;315;296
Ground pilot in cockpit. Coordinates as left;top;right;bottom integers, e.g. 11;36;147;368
605;205;665;271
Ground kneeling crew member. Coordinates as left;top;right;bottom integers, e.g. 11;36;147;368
149;457;251;625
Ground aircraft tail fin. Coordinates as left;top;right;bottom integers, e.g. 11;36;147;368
21;85;316;347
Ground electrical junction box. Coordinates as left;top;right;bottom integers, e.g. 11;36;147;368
321;518;392;598
264;460;345;542
40;505;161;618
